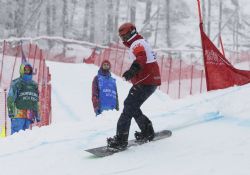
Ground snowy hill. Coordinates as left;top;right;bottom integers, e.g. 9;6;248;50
0;61;250;175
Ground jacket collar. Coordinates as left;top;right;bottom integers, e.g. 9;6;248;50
98;68;111;77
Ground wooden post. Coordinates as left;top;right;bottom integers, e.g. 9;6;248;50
178;59;182;99
200;70;204;93
190;65;194;95
120;47;126;76
167;57;172;95
113;43;119;74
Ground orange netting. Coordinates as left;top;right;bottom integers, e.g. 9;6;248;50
0;41;51;137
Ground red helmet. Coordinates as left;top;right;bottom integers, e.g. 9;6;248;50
118;22;137;42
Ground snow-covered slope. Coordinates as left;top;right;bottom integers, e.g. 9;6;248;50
0;61;250;175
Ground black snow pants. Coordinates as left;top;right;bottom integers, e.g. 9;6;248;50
116;84;157;140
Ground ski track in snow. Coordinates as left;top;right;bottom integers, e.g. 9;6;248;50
52;87;80;121
2;86;250;159
0;112;225;159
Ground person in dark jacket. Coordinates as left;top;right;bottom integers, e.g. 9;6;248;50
107;23;161;149
92;60;119;116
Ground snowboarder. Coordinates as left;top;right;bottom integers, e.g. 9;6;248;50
107;22;161;149
92;60;119;116
7;62;40;134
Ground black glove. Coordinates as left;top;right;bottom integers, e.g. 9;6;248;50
122;61;141;81
122;70;134;81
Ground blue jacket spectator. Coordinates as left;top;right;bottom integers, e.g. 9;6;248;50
92;60;119;116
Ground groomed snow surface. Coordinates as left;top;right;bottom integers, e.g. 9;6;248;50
0;61;250;175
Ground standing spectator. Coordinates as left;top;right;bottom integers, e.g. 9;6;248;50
107;23;161;149
7;62;40;134
92;60;119;116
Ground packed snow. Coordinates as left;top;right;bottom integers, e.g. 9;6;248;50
0;61;250;175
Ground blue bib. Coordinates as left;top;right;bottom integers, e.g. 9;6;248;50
98;75;117;112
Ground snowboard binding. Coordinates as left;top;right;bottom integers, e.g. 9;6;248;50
135;122;155;142
134;131;155;143
107;135;128;150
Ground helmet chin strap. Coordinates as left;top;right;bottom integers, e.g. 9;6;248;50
122;33;139;48
127;33;137;42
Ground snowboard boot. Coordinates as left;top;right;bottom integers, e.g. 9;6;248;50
107;134;128;150
135;122;155;142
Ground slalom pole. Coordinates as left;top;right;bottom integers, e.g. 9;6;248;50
20;40;28;63
197;0;203;24
219;35;225;57
4;89;7;137
10;44;19;86
0;40;6;87
197;0;209;91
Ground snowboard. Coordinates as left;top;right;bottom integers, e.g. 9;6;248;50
85;130;172;157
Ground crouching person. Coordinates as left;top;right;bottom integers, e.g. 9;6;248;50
7;62;40;134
